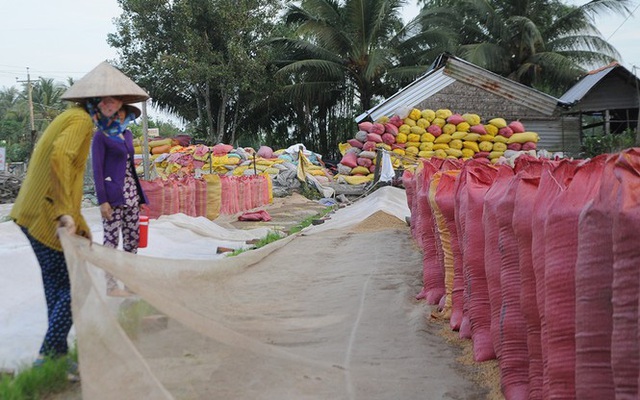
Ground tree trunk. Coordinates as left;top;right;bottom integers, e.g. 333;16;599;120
215;90;227;144
201;83;215;144
229;94;240;146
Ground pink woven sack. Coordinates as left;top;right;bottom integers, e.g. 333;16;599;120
544;156;605;399
611;148;640;398
574;155;618;399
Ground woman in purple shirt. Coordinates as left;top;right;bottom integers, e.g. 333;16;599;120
92;104;148;297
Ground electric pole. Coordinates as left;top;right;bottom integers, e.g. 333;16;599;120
16;67;37;160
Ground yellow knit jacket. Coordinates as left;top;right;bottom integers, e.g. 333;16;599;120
10;106;94;251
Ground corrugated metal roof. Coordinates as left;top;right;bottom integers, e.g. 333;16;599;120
356;68;456;122
558;66;615;105
444;57;560;115
356;53;560;122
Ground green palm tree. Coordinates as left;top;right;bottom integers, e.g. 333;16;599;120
275;0;407;112
30;77;67;128
414;0;633;94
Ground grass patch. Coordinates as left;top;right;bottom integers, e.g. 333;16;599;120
227;206;334;257
288;206;333;234
0;350;78;400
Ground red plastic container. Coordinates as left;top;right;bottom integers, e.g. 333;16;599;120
138;215;149;248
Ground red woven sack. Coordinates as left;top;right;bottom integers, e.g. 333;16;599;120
482;165;513;363
433;170;461;322
493;157;540;399
544;156;605;400
139;179;164;219
415;159;446;304
512;157;545;400
458;161;497;341
340;152;358;168
611;148;640;398
530;159;579;399
574;155;618;399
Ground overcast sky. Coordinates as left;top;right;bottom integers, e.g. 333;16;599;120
1;0;638;94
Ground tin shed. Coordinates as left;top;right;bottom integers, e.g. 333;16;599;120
356;53;581;155
559;62;640;138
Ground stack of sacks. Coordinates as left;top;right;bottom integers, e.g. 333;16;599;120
343;109;541;165
336;117;406;184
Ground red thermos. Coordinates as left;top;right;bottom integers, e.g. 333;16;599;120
138;215;149;248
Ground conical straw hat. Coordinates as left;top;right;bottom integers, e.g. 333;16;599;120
61;61;150;104
124;104;141;119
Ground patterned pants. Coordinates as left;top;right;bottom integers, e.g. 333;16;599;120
21;227;72;356
103;205;140;290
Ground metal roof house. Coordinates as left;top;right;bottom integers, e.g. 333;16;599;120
559;62;639;137
356;53;581;155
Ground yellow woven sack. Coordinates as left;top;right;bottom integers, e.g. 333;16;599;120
408;108;422;120
508;132;539;143
421;132;436;142
265;167;280;175
478;141;493;152
493;142;507;152
463;133;481;142
406;141;421;148
392;148;406;156
343;174;373;185
432;117;446;128
404;118;417;127
456;122;470;132
351;166;370;175
435;109;452;119
203;174;222;220
452;131;467;140
488;118;507;128
339;142;350;155
432;143;449;151
484;124;499;136
419;150;435;158
434;134;452;144
407;133;421;143
479;134;494;142
493;135;509;144
399;124;411;134
463;141;480;153
420;142;434;151
462;113;481;126
421;109;436;121
149;138;172;148
449;139;463;150
443;124;457;135
405;146;419;155
489;151;504;159
461;148;475;158
434;149;447;158
445;148;463;158
376;143;391;151
410;126;427;136
417;118;430;128
396;133;408;144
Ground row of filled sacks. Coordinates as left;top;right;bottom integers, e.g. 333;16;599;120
218;174;272;215
403;150;640;400
139;173;272;221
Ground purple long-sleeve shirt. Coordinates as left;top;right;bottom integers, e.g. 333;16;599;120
91;129;148;207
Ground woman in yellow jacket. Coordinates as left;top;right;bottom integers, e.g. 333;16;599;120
10;62;148;378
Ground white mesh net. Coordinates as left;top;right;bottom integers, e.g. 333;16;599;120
59;187;485;399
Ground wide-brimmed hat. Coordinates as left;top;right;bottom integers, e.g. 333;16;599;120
123;104;141;119
61;61;150;104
